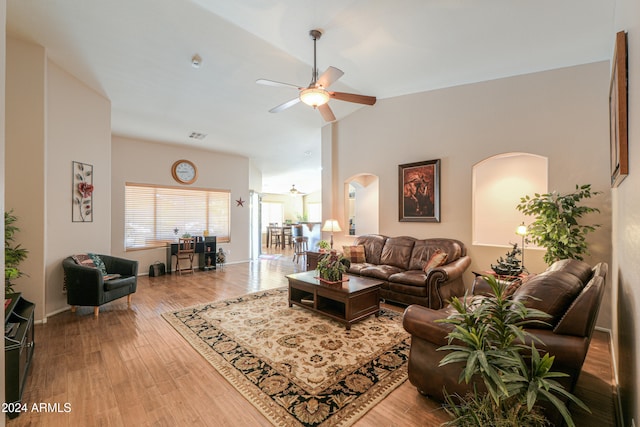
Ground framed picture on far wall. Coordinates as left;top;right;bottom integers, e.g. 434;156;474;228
609;30;628;188
399;159;440;222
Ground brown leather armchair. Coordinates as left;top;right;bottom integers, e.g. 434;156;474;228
403;259;607;424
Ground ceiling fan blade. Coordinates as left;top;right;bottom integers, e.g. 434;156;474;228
269;98;301;113
317;66;344;88
318;104;336;122
330;91;377;105
256;79;301;90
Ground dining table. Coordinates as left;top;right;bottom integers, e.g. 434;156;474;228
266;225;292;249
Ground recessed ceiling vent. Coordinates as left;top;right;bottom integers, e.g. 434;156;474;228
189;132;207;140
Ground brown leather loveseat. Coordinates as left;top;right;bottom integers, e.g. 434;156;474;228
344;234;471;309
402;259;608;423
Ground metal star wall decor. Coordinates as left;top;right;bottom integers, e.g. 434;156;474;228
236;197;245;207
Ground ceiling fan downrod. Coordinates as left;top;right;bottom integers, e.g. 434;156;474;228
309;29;322;86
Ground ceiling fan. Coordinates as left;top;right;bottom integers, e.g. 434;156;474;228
256;29;376;122
289;184;304;195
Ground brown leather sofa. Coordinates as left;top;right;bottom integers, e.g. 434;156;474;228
402;259;608;424
345;234;471;309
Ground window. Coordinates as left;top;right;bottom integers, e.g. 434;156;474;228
125;183;230;250
306;202;322;223
261;202;283;232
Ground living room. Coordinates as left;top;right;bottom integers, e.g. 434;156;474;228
2;1;639;426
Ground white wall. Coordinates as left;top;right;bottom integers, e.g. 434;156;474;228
111;135;251;272
6;38;112;319
1;0;7;420
326;62;613;327
612;0;640;424
5;38;47;319
45;61;112;316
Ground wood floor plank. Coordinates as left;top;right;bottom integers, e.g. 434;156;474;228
7;247;617;426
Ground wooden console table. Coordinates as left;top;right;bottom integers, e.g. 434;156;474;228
286;271;382;330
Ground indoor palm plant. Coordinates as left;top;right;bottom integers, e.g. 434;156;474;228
438;275;589;427
5;210;29;295
516;184;601;265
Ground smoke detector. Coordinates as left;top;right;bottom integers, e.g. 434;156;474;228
191;54;202;69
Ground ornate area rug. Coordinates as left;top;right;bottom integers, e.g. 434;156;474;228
163;288;410;426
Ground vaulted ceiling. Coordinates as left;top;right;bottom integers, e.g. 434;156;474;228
7;0;615;194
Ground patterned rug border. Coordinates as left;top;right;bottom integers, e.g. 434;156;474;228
162;287;409;427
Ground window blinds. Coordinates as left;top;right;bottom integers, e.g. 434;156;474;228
124;183;230;250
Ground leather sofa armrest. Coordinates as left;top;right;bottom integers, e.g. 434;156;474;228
402;304;454;346
426;255;471;285
426;255;471;307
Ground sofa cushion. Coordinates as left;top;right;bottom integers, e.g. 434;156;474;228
103;275;136;292
547;259;593;284
342;245;366;263
347;262;373;275
359;264;404;280
380;236;415;270
424;249;448;272
389;270;428;287
512;270;584;328
408;239;463;271
353;234;387;265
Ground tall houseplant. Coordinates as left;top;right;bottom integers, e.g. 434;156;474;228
438;276;589;426
516;184;601;265
5;211;29;295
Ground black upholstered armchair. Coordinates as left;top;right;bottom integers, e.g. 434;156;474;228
63;254;138;318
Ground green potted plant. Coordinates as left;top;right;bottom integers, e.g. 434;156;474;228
5;211;29;295
516;184;601;265
317;240;331;252
438;275;588;426
316;250;350;282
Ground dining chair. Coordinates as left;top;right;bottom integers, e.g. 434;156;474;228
176;237;196;274
282;226;293;248
269;225;282;248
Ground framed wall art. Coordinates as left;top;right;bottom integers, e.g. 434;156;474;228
609;30;628;188
399;159;440;222
72;161;94;222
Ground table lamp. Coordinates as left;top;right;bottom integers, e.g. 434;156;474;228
516;222;527;271
321;219;342;249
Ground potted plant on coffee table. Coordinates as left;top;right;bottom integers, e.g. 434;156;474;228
316;250;350;283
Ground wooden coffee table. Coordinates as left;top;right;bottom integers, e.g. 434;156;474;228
285;270;383;330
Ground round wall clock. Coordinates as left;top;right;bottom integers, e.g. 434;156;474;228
171;159;198;184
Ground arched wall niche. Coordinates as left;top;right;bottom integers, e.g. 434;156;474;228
345;173;379;236
472;152;548;248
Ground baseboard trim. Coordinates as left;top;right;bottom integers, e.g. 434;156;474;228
594;326;623;427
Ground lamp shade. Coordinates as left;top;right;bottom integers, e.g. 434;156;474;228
299;87;330;108
322;219;342;233
516;222;527;236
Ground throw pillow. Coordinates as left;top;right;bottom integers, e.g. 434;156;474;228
342;245;366;263
424;249;448;273
72;254;96;269
88;253;108;276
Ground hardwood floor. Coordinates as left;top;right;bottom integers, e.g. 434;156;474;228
8;247;617;426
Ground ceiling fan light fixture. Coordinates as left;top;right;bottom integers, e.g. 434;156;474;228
299;87;330;108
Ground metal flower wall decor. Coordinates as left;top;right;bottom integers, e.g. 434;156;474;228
72;161;93;222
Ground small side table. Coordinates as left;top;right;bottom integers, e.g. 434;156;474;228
306;251;322;271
